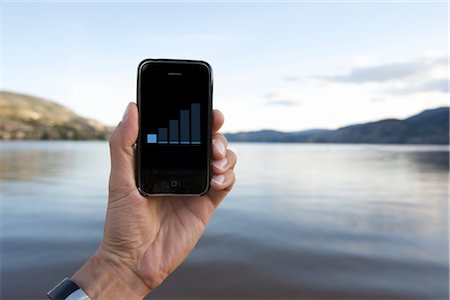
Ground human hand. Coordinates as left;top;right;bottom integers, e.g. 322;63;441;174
72;103;237;300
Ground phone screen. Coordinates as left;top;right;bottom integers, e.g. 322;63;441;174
137;59;212;195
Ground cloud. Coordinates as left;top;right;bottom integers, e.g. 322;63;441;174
318;56;446;83
422;79;449;93
314;56;448;95
263;92;300;106
284;76;299;81
263;92;278;99
432;56;448;65
321;61;421;82
266;99;299;106
389;78;448;95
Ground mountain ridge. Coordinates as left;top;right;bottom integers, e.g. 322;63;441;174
0;91;112;140
225;107;449;144
0;91;447;144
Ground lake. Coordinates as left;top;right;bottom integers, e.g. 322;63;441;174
1;142;448;299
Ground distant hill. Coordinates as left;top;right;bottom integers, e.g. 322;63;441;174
0;91;112;140
1;91;447;144
226;107;449;145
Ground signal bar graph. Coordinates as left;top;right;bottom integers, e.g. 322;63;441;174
147;103;201;145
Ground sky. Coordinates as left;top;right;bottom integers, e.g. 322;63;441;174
1;1;448;132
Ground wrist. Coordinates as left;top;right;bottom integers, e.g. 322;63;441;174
71;246;151;300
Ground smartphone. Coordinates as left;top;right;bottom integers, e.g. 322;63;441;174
136;59;213;196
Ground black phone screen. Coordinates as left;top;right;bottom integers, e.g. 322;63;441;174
137;59;212;195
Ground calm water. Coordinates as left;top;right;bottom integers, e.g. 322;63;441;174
1;142;448;299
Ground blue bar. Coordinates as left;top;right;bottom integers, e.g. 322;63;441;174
158;128;168;144
147;134;157;144
180;110;190;144
191;103;200;144
169;120;179;144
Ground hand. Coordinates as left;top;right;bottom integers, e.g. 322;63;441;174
72;103;237;300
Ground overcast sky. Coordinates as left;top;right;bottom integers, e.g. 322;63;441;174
2;1;448;132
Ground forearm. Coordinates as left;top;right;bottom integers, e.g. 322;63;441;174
71;247;151;300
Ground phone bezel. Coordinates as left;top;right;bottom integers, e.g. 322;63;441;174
136;58;213;196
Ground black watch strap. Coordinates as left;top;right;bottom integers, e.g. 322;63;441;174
47;278;85;300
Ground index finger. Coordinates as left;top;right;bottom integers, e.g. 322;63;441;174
212;109;224;134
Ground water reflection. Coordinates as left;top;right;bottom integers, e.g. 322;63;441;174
1;142;448;299
0;141;110;182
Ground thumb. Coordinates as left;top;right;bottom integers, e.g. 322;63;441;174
108;102;139;196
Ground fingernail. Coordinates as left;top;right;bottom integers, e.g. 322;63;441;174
211;174;225;185
213;157;228;170
213;140;226;156
122;103;130;121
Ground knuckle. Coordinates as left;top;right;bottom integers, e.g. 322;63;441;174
224;171;236;191
213;132;223;141
225;169;234;182
222;134;229;144
109;128;120;147
227;149;237;164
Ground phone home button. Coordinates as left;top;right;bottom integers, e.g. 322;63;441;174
168;179;180;190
